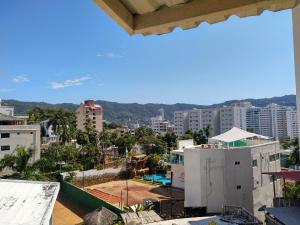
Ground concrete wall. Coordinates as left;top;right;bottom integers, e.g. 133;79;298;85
293;4;300;145
184;148;226;213
171;164;184;189
223;149;253;212
251;142;281;221
0;125;41;161
183;142;281;218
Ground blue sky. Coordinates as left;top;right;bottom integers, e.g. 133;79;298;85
0;0;296;105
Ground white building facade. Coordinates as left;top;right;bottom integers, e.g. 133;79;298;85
174;111;189;136
220;106;247;133
0;102;41;162
171;135;281;221
286;108;299;139
174;109;220;137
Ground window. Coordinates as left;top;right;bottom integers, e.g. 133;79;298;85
269;154;277;162
252;160;257;167
1;133;10;138
1;145;10;151
235;161;240;165
236;185;241;190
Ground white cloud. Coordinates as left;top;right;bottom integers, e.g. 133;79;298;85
12;75;29;83
96;52;123;58
0;88;13;92
50;76;91;89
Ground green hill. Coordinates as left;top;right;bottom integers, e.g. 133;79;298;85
2;94;296;124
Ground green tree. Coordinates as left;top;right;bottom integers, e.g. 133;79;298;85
47;110;76;144
284;182;300;199
162;132;177;150
139;136;166;155
289;138;300;165
28;107;46;124
115;134;136;155
135;127;154;140
180;130;194;140
76;130;90;146
15;147;33;173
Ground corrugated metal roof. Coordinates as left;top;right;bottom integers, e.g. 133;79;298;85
0;180;60;225
262;171;300;181
94;0;300;35
265;207;300;225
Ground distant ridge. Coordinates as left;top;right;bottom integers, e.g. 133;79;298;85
2;94;296;124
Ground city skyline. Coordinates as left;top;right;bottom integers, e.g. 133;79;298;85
0;1;296;105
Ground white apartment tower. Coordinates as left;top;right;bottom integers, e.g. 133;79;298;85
174;111;189;136
286;108;299;139
220;106;247;133
76;100;103;132
174;109;221;137
188;109;202;132
202;108;220;137
268;103;289;139
246;107;272;137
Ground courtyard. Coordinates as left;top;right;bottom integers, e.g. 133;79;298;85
86;180;184;208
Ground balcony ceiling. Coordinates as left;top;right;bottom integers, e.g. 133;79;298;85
94;0;300;35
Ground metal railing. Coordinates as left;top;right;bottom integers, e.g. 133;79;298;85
222;206;263;225
273;198;300;207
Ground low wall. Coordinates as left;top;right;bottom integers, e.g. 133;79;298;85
60;181;123;215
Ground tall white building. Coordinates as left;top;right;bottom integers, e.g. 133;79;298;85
188;109;202;132
174;111;189;136
246;107;272;137
202;108;220;137
246;104;298;140
286;108;299;139
174;109;221;137
220;106;247;133
268;103;289;139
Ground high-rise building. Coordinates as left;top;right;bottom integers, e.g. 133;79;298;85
174;111;189;136
174;108;221;137
76;100;103;132
268;104;289;139
220;106;247;133
188;109;202;132
286;108;299;139
246;107;272;137
201;108;220;137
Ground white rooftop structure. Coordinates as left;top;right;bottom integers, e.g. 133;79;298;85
210;127;270;143
0;179;60;225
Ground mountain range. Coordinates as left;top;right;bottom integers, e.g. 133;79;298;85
2;95;296;124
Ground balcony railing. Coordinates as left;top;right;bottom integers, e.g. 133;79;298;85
273;198;300;207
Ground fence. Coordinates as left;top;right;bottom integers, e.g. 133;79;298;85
222;206;263;225
60;181;123;215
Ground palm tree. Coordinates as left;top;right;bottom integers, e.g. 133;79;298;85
47;110;76;144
